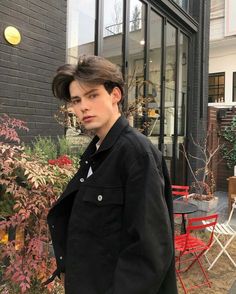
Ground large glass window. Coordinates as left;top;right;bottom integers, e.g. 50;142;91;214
178;33;188;136
67;0;96;63
102;0;123;66
175;33;188;184
147;10;163;145
163;23;177;173
208;73;225;103
128;0;146;131
233;72;236;102
66;0;190;183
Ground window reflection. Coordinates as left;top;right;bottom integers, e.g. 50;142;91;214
163;22;176;170
147;10;163;144
164;23;176;138
178;33;188;136
103;0;123;66
208;73;225;103
128;0;146;131
67;0;95;63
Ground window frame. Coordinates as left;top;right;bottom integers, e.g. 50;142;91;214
233;72;236;102
208;72;225;103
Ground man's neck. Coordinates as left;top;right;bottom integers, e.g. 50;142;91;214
96;113;121;143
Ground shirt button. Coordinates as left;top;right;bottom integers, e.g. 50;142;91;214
97;195;103;201
80;178;85;182
59;256;63;260
51;225;55;229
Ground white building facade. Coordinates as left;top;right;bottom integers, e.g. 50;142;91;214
209;0;236;106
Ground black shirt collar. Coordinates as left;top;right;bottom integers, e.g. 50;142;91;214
81;115;129;160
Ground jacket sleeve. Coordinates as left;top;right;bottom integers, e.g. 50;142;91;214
107;152;175;294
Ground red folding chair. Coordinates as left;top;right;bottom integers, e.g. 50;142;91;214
172;185;189;201
175;214;218;293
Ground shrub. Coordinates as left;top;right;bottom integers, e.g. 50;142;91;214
23;136;58;161
0;114;76;293
221;115;236;169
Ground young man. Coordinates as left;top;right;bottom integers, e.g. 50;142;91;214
47;55;178;294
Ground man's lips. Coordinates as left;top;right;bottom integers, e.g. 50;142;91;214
83;116;94;122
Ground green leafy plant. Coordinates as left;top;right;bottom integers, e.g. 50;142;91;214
24;135;82;166
221;115;236;169
24;136;57;161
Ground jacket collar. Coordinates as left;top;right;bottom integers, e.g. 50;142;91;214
81;115;129;159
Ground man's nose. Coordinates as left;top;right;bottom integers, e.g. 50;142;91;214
79;98;89;112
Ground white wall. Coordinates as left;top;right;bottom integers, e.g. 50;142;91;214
209;0;236;105
209;39;236;103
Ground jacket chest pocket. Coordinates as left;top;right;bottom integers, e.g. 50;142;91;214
79;187;124;236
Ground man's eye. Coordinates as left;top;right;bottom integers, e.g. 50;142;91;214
89;93;98;99
71;99;80;105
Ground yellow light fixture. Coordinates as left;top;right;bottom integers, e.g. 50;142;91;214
4;26;21;45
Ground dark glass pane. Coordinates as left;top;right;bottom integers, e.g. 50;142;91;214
208;73;225;103
127;0;146;130
178;33;188;136
209;76;214;84
219;75;224;85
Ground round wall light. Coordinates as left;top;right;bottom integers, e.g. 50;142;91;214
4;26;21;45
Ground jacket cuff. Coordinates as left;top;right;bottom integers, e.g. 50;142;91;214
42;268;62;286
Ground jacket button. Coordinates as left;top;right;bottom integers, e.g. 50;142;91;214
59;256;63;260
85;160;88;164
51;225;55;229
80;178;85;182
97;195;103;201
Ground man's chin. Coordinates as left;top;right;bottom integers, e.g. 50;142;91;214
83;124;98;132
84;125;95;130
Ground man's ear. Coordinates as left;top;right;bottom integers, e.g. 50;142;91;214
111;87;122;104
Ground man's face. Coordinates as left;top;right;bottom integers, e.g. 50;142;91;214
68;80;121;140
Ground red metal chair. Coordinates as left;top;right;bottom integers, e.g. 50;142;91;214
172;185;189;201
175;214;218;293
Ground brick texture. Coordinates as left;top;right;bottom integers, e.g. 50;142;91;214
0;0;66;143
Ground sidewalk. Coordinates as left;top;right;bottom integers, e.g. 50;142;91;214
189;191;236;294
229;280;236;294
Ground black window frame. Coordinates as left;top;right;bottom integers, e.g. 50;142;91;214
233;72;236;102
208;72;225;103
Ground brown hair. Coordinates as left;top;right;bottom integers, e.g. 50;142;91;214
52;55;124;103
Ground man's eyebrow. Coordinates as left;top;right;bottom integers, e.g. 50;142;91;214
71;88;98;100
70;95;80;100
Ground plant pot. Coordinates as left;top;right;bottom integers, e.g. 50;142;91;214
187;193;218;212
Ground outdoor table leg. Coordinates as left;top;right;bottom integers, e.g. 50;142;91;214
181;214;186;234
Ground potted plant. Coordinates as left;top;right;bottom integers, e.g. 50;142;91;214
182;133;221;212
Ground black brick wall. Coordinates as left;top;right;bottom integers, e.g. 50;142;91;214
186;0;211;183
0;0;67;143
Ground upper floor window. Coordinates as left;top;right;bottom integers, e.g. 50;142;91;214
208;72;225;103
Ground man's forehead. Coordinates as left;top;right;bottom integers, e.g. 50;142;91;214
70;80;103;96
